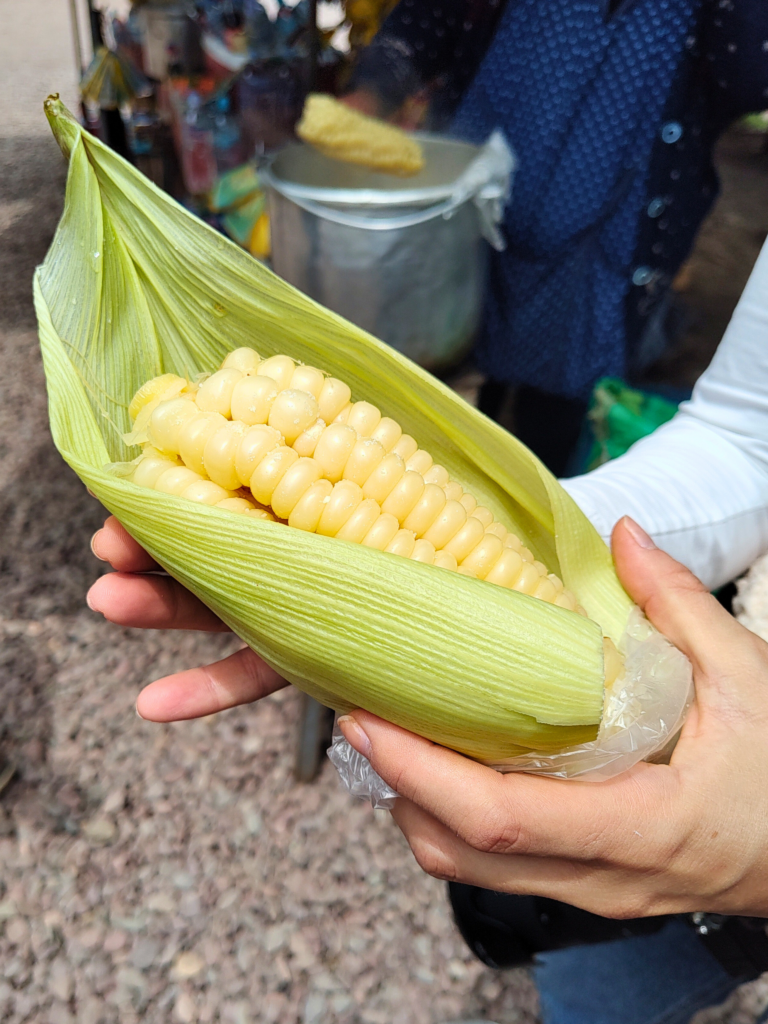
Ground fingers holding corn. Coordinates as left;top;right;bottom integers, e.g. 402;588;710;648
127;347;582;614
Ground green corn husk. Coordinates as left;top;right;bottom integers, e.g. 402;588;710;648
36;97;633;761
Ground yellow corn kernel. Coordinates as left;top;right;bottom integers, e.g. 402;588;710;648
235;424;282;487
443;481;464;502
181;479;233;505
347;401;381;436
402;482;446;536
422;500;467;550
444;516;486;562
386;529;416;557
131;453;177;487
250;445;299;505
342;437;386;486
230;374;278;425
433;550;458;572
406;449;433;476
317;377;352;422
484;548;524;588
293;418;327;458
362;512;400;550
548;573;565;594
513;562;542;595
290;364;325;399
362;453;406;503
556;591;578;612
222;347;261;374
371;417;402;452
271;457;322;520
155;466;204;495
392;434;418;462
317;480;364;536
245;507;278;522
485;522;507;541
179;412;228;475
203;421;246;491
196;367;242;417
472;506;494;528
423;464;450;487
533;576;558;603
381;470;425;523
288;478;333;531
459;492;477;515
333;403;352;424
461;534;504;580
147;396;198;455
216;496;257;513
268;388;320;445
257;354;295;390
128;373;187;422
411;538;436;564
313;423;357;483
336;498;381;543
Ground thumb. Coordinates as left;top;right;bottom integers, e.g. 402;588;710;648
611;517;737;675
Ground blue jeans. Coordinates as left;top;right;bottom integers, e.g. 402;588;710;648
534;919;763;1024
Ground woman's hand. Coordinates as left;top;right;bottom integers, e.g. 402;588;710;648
88;517;288;721
338;517;768;919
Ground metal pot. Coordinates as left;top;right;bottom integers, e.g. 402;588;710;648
261;137;490;370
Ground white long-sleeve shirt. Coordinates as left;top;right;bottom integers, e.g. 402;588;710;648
562;240;768;591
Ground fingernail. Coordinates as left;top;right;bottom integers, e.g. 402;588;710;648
85;586;100;613
338;715;372;759
90;531;107;561
623;516;657;550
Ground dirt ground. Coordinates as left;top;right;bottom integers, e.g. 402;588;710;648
3;4;768;1023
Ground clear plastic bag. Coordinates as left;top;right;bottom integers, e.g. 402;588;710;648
328;608;693;804
327;722;398;810
454;130;516;252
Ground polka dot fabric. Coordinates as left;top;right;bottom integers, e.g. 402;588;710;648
354;0;768;398
451;0;700;398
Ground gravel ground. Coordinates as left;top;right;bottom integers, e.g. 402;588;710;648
3;4;768;1023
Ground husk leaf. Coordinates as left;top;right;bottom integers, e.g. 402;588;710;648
36;97;633;760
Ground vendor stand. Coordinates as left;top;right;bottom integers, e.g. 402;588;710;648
69;0;391;257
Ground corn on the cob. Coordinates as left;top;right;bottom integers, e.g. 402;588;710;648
296;94;425;177
128;348;584;612
40;97;638;762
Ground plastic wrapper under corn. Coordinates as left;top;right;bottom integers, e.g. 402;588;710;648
35;97;692;778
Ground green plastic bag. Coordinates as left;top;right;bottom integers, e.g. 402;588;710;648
586;378;679;471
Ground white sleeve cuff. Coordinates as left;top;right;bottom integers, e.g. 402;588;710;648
561;416;768;590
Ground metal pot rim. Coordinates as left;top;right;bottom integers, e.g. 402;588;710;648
262;135;481;209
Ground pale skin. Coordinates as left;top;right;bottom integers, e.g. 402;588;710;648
89;515;768;918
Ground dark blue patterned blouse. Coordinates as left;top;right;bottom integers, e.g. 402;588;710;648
351;0;768;399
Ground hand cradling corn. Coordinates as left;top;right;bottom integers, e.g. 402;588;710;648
126;348;622;687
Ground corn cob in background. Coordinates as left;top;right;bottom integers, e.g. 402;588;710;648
296;94;425;176
36;97;637;763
